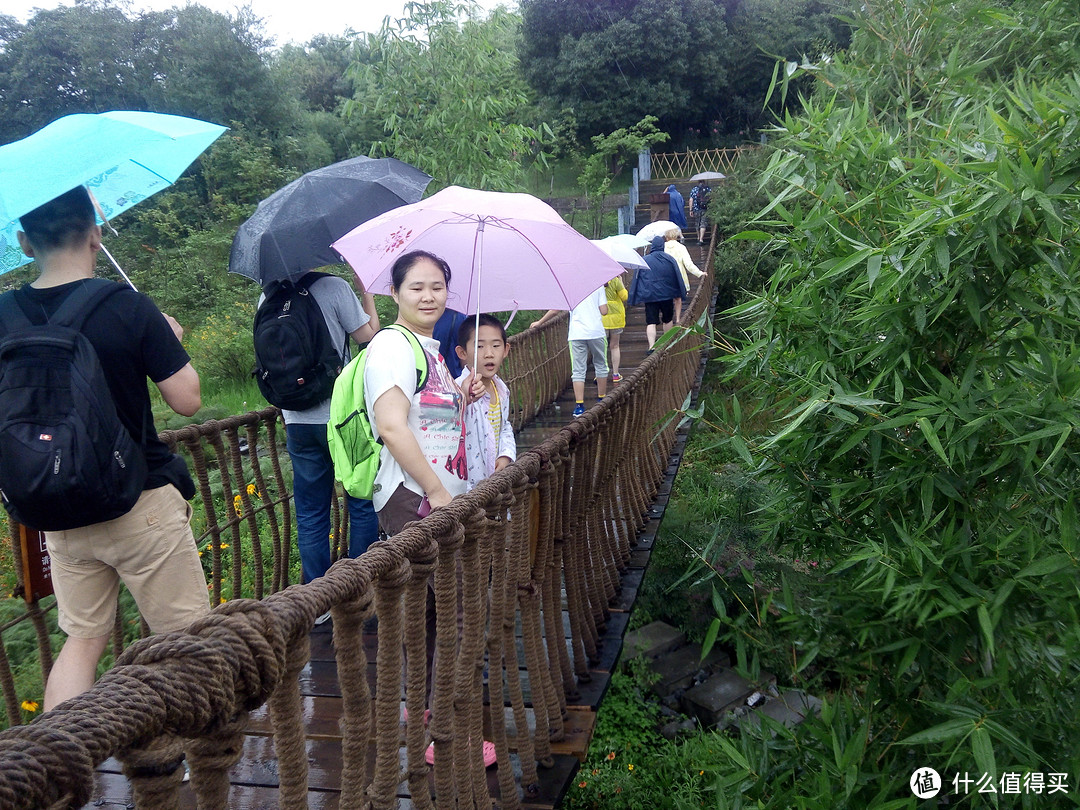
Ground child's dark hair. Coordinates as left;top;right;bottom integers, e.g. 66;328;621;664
19;186;96;252
390;250;452;290
457;313;507;349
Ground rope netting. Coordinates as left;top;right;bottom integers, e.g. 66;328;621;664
0;236;715;809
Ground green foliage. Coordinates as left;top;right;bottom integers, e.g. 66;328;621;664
346;1;551;191
519;0;731;141
578;115;669;237
699;0;1080;802
185;300;257;392
720;0;851;136
0;3;290;144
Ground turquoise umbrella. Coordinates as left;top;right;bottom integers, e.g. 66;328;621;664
0;110;227;274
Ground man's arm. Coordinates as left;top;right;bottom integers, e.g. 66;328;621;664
530;309;562;329
156;363;201;416
350;278;381;344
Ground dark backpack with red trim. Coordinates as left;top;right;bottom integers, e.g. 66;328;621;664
252;272;345;411
0;280;147;530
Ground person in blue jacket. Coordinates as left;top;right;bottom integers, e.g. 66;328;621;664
629;236;688;351
666;184;688;229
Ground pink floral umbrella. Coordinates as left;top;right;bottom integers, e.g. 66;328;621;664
331;186;625;315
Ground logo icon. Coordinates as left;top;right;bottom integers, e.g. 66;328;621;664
910;768;942;799
38;433;52;442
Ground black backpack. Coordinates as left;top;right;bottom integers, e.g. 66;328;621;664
0;280;148;531
252;272;346;411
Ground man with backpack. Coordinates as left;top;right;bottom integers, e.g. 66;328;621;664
0;187;208;710
690;178;712;245
253;270;379;601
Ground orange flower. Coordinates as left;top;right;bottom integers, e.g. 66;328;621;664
578;781;587;788
606;751;616;761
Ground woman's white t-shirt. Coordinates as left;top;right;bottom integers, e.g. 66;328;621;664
363;327;469;512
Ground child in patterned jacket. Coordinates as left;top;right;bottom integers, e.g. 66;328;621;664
455;313;516;490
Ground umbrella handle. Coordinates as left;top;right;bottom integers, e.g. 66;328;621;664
99;243;138;291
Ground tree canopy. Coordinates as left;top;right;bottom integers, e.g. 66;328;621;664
519;0;851;143
520;0;730;141
347;1;549;191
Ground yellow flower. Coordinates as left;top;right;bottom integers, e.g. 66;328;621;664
246;483;260;498
699;770;704;776
219;543;229;550
21;700;39;713
233;494;242;516
628;764;634;771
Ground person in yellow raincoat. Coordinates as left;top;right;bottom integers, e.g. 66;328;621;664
603;272;629;383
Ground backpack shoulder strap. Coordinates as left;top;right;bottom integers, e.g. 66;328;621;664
383;323;429;393
0;291;30;334
50;279;123;331
295;271;331;292
0;279;119;334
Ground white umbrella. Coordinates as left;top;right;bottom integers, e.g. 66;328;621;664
592;236;647;270
690;171;726;181
637;219;680;242
605;232;650;250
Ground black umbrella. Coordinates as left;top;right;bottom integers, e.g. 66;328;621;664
229;156;432;286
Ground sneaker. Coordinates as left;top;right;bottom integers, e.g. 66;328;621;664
612;373;622;383
572;403;585;417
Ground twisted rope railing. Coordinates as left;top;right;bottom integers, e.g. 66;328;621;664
0;232;715;809
0;312;573;721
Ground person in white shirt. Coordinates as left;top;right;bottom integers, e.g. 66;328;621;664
531;286;609;417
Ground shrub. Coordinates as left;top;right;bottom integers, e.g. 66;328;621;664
699;0;1080;803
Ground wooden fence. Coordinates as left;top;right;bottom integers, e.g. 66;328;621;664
650;147;755;178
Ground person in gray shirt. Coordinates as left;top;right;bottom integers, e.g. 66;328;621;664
268;273;379;606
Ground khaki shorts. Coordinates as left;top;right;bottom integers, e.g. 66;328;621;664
46;485;210;638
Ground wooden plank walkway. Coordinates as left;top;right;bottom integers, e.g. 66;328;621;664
85;250;710;810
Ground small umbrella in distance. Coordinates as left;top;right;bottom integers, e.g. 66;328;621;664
229;156;432;287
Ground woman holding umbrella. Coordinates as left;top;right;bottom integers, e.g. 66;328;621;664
363;250;482;536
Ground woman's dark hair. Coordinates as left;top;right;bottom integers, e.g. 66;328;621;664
19;186;96;252
390;250;452;290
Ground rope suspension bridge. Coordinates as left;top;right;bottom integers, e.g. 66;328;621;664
0;228;717;810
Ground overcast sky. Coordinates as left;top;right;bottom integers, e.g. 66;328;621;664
7;0;515;47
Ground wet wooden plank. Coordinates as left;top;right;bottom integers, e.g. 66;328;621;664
520;755;581;810
247;695;343;739
87;772;341;810
549;707;597;762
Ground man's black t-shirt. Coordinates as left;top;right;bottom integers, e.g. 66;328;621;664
14;279;195;495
